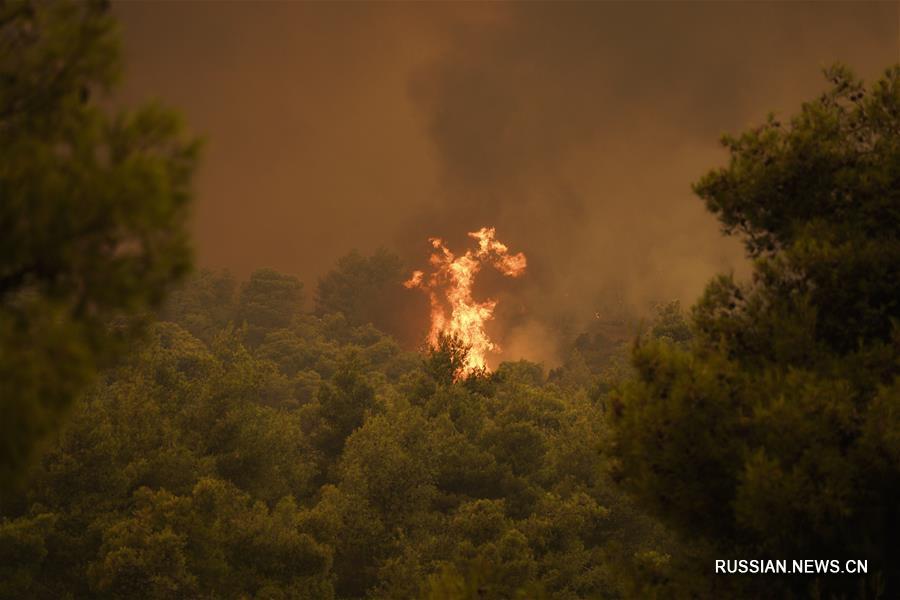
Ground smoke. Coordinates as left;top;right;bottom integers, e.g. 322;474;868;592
402;2;898;360
115;2;898;360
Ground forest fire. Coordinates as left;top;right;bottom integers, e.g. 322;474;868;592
405;227;527;374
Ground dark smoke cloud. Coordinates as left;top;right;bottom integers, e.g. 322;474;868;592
402;2;898;363
114;1;898;363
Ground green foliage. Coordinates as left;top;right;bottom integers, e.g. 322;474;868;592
159;269;236;345
0;0;199;488
424;333;474;385
1;265;667;598
315;249;413;338
307;356;378;463
648;300;691;346
238;269;304;347
19;9;899;600
695;63;899;353
87;481;333;599
613;65;900;597
0;512;58;598
548;315;634;394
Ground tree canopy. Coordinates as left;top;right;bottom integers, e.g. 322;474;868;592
0;268;669;598
315;249;422;345
3;2;898;595
0;0;199;488
612;65;900;598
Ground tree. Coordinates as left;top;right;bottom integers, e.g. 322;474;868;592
236;268;303;347
612;65;900;597
648;300;691;346
159;269;236;345
87;481;333;599
1;266;663;598
307;356;377;462
0;0;200;488
424;333;474;386
315;248;421;343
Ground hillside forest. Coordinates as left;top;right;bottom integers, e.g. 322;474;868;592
2;2;899;599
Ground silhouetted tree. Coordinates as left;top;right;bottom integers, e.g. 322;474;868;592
315;248;425;345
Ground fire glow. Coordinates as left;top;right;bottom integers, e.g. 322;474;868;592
405;227;527;374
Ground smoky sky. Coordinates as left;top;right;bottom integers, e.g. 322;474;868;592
114;1;898;362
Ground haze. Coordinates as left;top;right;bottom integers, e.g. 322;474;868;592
114;1;898;361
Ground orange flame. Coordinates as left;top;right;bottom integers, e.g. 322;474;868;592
405;227;527;374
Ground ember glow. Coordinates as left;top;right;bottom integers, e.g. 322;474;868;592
405;227;527;374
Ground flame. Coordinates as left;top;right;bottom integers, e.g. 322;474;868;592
405;227;527;374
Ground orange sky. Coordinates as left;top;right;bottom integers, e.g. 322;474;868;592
114;1;898;359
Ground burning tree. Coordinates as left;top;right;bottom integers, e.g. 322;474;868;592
405;227;526;375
